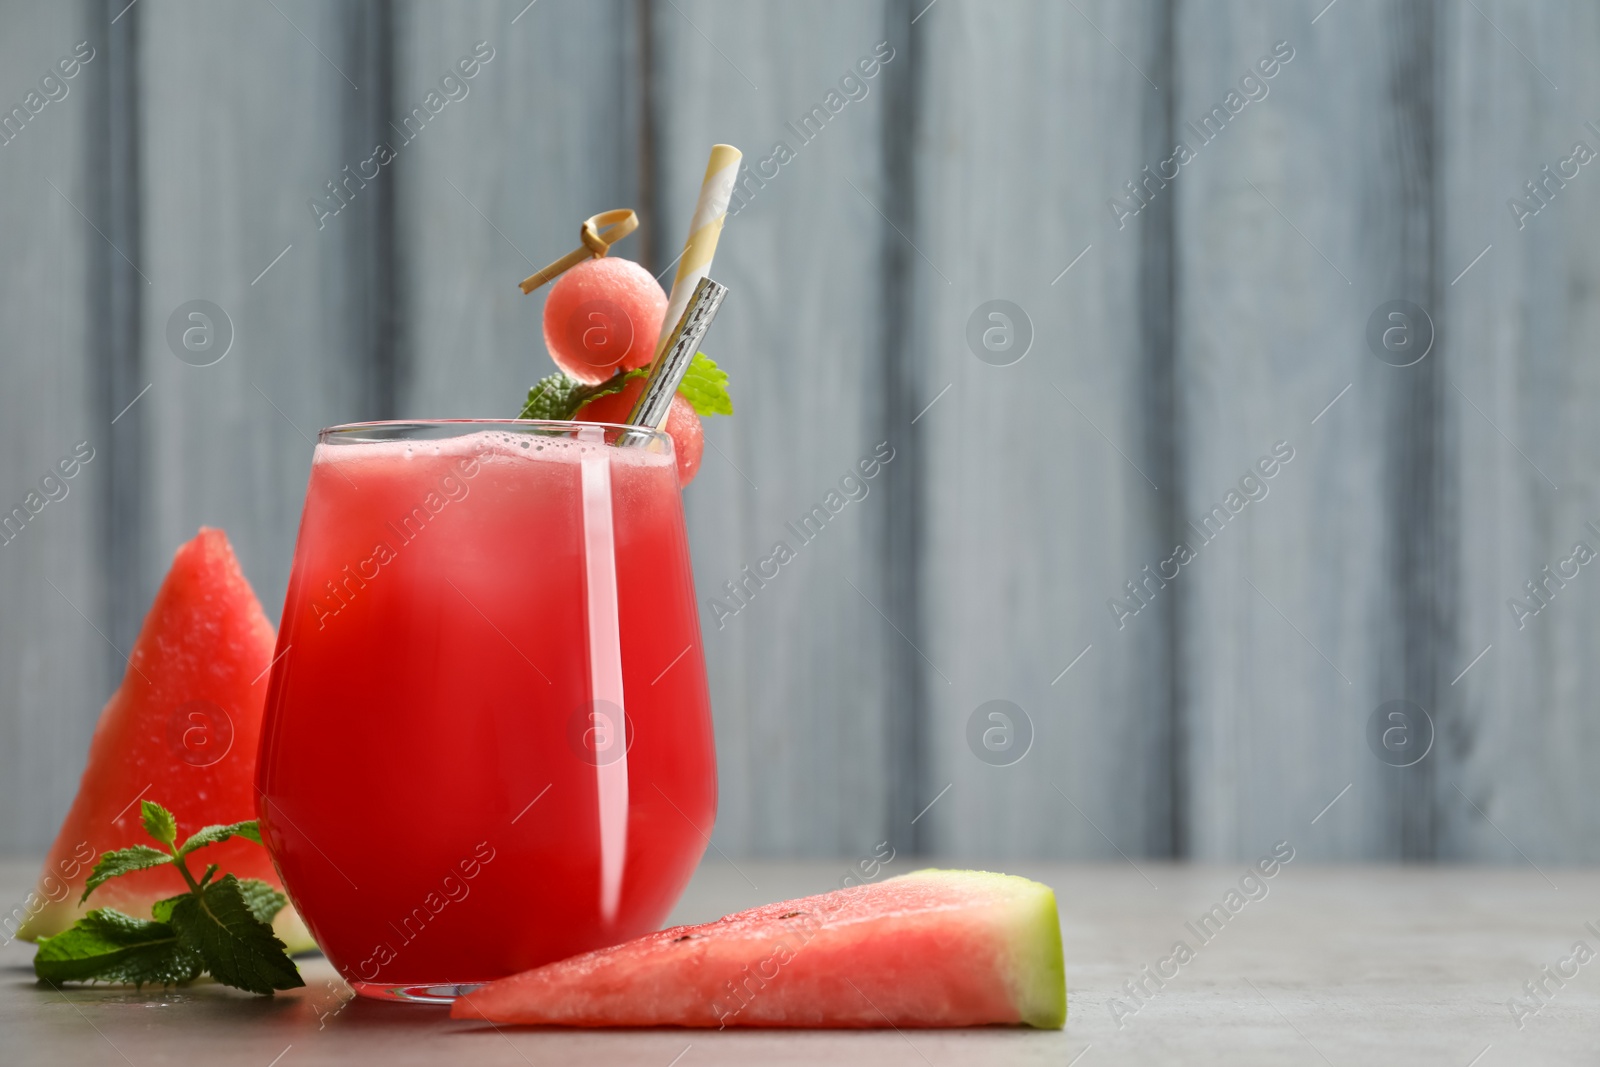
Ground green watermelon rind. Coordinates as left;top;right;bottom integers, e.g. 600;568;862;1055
894;868;1066;1029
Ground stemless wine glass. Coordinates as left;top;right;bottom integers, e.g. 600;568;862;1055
256;420;717;1002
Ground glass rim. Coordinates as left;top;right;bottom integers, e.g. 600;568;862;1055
317;418;671;450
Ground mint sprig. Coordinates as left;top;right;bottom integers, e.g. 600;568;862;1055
518;352;732;421
35;800;302;995
519;368;646;420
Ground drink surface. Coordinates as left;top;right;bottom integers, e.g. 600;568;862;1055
257;428;716;989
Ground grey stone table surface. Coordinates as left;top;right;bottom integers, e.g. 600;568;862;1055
2;857;1596;1066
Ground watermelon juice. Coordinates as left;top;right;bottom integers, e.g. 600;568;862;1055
256;421;717;1001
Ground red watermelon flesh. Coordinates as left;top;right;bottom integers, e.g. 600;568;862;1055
16;528;313;953
452;870;1065;1029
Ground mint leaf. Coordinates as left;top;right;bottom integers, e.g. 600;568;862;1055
587;367;649;404
38;797;304;994
151;893;187;924
141;800;178;847
519;368;648;421
169;875;302;994
81;845;172;903
519;371;590;420
236;879;288;926
34;909;202;987
676;352;733;416
178;820;262;858
520;353;734;424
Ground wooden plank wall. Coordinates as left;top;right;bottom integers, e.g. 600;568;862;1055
3;0;1598;867
911;0;1177;861
392;0;645;420
0;0;112;862
136;0;383;642
651;1;904;857
1439;0;1600;864
1172;4;1427;861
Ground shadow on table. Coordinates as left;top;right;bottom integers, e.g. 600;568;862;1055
13;973;304;1019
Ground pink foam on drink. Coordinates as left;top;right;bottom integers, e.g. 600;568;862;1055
313;429;673;471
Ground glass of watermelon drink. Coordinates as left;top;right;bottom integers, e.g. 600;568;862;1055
256;420;717;1002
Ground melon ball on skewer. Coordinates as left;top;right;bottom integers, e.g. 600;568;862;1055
543;257;668;384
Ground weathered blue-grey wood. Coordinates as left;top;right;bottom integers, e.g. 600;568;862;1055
911;0;1177;859
1437;0;1600;863
391;0;644;418
6;0;1600;866
653;1;903;856
133;0;382;623
1169;3;1431;860
0;1;116;854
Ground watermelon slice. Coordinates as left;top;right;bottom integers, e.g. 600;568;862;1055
16;528;313;953
452;869;1065;1028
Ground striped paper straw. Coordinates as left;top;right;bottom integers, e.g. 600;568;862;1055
655;144;742;358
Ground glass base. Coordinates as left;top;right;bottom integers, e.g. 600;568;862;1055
350;981;486;1003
